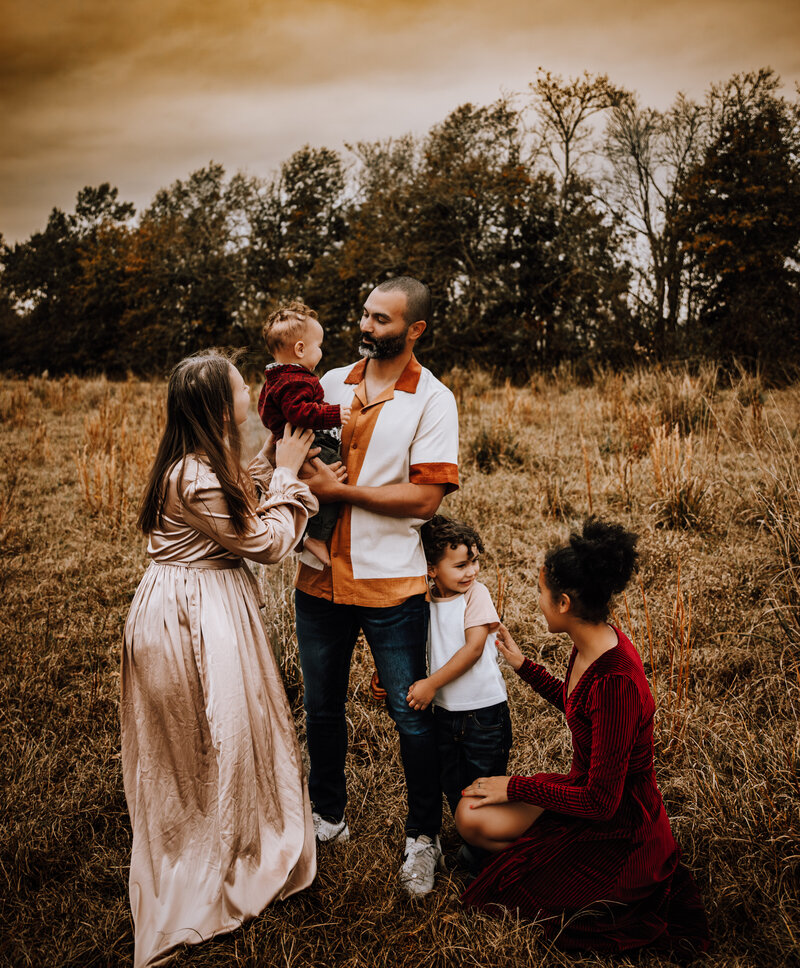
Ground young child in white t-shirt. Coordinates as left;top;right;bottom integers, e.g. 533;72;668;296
407;515;512;818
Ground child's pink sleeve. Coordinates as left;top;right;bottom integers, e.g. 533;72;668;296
463;582;500;631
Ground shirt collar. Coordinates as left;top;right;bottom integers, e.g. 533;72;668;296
344;354;422;393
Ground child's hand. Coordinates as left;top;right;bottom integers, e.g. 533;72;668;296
340;405;352;425
495;623;526;670
406;678;437;710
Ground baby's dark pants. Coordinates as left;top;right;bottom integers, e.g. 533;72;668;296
306;431;341;542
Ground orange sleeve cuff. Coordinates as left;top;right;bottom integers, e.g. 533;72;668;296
409;462;459;494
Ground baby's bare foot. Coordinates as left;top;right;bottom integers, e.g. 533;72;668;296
304;537;331;567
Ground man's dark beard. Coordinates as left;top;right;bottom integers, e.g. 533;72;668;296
358;331;408;360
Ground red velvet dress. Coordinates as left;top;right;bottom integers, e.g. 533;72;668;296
461;629;709;955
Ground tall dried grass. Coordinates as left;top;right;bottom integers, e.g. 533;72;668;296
649;425;711;530
74;385;164;528
749;418;800;654
1;369;798;968
620;568;694;757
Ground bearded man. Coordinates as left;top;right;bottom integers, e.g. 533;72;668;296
297;276;459;895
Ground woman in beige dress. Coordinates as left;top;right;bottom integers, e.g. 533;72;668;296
122;352;318;967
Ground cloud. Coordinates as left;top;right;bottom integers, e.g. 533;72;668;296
2;0;798;241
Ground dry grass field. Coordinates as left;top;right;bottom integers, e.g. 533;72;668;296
1;365;798;968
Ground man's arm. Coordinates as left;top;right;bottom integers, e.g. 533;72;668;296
301;460;445;519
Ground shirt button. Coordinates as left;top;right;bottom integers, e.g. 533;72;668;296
351;442;358;449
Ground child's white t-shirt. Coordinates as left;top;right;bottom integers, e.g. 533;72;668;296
428;580;507;712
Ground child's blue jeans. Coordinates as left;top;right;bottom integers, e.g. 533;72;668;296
433;701;512;817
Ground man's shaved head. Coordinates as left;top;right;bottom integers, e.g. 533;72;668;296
375;276;431;325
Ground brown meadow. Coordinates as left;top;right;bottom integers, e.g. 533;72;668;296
0;366;798;967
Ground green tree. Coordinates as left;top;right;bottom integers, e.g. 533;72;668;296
531;69;627;212
122;164;247;371
605;93;705;356
675;70;800;365
243;147;351;365
528;71;635;368
0;184;135;372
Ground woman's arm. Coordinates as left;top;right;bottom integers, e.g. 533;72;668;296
495;625;565;712
181;469;317;565
506;675;641;819
181;426;318;565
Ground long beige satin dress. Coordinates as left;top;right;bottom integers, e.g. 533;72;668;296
121;454;317;968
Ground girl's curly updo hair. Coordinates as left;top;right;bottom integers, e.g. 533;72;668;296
544;518;639;623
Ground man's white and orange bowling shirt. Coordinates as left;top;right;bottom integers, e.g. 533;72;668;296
295;355;459;606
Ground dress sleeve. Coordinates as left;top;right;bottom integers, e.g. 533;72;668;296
506;674;641;819
181;466;319;565
247;441;275;497
517;658;565;712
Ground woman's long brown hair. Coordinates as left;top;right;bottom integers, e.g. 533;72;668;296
138;352;252;537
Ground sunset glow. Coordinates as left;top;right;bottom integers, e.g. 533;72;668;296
2;0;799;241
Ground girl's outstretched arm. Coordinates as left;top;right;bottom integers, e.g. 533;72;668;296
496;625;565;712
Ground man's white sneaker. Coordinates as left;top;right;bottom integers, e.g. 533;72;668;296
312;812;350;844
398;834;444;896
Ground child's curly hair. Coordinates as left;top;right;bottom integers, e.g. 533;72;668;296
421;514;484;566
262;302;318;355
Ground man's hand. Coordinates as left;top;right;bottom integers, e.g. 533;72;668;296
461;775;510;807
300;457;347;502
406;678;437;710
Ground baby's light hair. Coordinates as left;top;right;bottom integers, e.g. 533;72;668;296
263;302;319;355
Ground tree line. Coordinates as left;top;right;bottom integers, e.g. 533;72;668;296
2;68;799;379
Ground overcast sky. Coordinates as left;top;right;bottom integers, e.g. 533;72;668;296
2;0;798;243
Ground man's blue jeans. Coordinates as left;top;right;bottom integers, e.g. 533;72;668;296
295;589;441;838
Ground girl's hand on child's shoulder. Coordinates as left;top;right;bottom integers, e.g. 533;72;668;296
495;624;526;671
406;678;436;710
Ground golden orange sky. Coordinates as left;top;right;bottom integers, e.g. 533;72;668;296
2;0;798;242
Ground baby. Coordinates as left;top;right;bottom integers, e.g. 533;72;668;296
258;302;350;566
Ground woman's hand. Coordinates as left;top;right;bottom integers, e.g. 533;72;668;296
256;431;277;468
406;678;437;710
461;775;510;807
274;424;315;476
495;623;526;671
299;458;347;502
258;430;320;470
